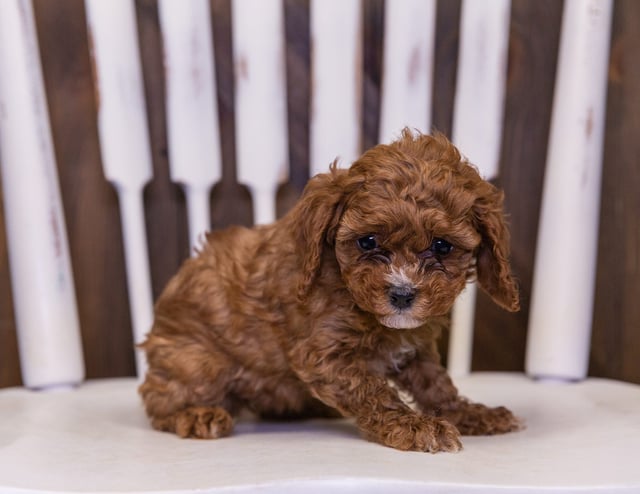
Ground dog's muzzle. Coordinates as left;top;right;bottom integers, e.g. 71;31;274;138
388;286;416;310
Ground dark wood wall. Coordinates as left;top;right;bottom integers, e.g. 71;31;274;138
1;0;639;388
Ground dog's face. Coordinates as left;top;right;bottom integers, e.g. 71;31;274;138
295;130;519;329
333;187;480;329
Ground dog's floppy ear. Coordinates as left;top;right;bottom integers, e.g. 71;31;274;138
292;161;361;301
472;184;520;312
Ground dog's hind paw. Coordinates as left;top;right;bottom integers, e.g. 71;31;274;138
153;406;234;439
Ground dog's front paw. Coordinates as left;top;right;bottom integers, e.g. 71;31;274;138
444;402;523;436
152;406;234;439
363;413;462;453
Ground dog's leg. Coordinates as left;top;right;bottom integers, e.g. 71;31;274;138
291;346;462;452
139;334;240;439
395;359;522;435
139;367;237;439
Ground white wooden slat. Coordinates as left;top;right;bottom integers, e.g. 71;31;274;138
0;0;85;389
450;0;511;180
526;0;613;381
448;285;477;377
232;0;288;225
379;0;436;144
85;0;154;377
310;0;362;175
159;0;222;252
448;0;511;377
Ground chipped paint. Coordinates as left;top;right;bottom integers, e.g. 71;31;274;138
408;44;422;85
585;106;595;139
236;53;249;81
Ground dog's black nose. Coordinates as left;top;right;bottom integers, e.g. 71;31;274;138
389;288;415;309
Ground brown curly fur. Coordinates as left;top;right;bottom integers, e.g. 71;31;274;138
139;130;521;452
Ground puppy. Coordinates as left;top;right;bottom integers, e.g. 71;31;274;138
139;129;521;452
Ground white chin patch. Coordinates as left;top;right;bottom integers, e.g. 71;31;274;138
379;314;423;329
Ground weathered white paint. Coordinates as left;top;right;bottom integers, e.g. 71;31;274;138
310;0;362;175
526;0;613;381
378;0;436;144
85;0;153;377
0;0;85;389
159;0;222;252
232;0;288;225
448;0;511;377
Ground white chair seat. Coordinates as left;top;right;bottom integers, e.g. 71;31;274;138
1;372;638;493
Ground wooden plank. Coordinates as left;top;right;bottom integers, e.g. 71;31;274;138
448;0;511;377
591;0;640;384
472;0;563;375
0;188;20;386
232;0;288;225
310;0;362;174
208;0;254;230
32;0;137;381
0;0;84;388
136;0;192;292
526;0;614;381
85;0;154;377
378;0;436;143
431;0;461;138
159;0;222;251
283;0;311;196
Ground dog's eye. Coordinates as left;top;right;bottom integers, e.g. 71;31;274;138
357;235;378;251
431;238;453;256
